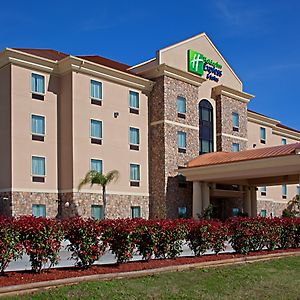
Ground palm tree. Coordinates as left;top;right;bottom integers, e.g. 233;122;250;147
78;170;119;219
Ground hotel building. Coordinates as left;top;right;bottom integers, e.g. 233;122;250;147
0;33;299;219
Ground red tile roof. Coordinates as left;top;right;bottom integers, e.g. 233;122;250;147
12;48;69;61
187;143;300;168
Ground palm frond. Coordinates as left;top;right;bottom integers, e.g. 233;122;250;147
105;170;120;184
78;170;99;191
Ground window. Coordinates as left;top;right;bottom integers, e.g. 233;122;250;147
90;119;102;144
232;208;240;217
199;100;213;154
131;206;141;218
178;131;186;153
231;143;240;152
281;138;287;145
31;115;45;141
129;91;139;114
260;209;267;217
91;159;103;173
282;184;287;199
31;73;45;94
90;80;102;104
178;173;187;188
32;204;46;217
91;205;103;220
260;127;266;144
32;156;45;182
261;186;267;196
232;112;239;131
297;186;300;196
177;96;186;118
129;127;140;150
178;207;187;218
130;164;140;187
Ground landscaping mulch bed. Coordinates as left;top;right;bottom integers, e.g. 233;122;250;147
1;248;299;288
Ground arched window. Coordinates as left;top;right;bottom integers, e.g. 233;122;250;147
199;100;214;154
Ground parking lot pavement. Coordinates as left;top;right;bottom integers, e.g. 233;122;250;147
6;241;235;272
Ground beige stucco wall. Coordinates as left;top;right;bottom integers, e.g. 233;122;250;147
11;64;58;191
71;71;149;195
0;64;12;189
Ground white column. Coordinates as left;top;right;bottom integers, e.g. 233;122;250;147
193;181;202;219
202;182;210;211
250;186;258;217
243;186;252;217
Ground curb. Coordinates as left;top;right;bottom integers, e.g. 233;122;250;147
0;251;299;298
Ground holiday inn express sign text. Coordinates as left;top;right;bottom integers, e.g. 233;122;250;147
188;49;223;82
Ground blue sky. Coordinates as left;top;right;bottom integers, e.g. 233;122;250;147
1;0;299;129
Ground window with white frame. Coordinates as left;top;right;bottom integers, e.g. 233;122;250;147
178;131;186;153
261;186;267;196
260;127;266;144
129;91;139;113
90;80;102;100
129;127;140;150
31;115;45;137
91;205;103;220
31;73;45;94
177;96;186;117
32;204;46;217
90;159;103;173
32;156;45;182
90;119;102;144
281;138;287;145
130;164;140;187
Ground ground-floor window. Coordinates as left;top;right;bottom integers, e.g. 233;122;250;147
130;206;141;218
32;204;46;217
232;208;240;217
91;205;103;220
178;207;187;218
260;209;267;217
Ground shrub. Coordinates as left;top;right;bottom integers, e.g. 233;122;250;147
152;220;187;259
101;219;136;263
64;217;105;268
186;220;228;256
0;217;23;274
17;216;64;273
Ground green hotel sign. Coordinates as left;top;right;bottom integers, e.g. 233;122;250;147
188;49;223;82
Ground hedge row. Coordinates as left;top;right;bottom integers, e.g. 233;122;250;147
0;216;299;273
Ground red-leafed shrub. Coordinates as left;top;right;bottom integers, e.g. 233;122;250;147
0;217;23;274
227;217;266;254
186;219;228;256
63;217;105;268
17;216;64;273
101;219;137;264
152;219;187;259
275;217;300;249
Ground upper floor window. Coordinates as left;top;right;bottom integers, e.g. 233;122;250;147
281;138;287;145
178;131;186;153
91;159;103;173
177;96;186;118
32;156;45;183
91;205;103;220
260;127;266;144
31;115;45;142
231;143;240;152
199;100;213;154
130;163;140;187
131;206;141;218
129;91;139;114
129;127;140;151
282;184;287;199
90;119;102;144
90;80;102;101
232;112;239;132
261;186;267;196
32;204;46;217
31;73;45;94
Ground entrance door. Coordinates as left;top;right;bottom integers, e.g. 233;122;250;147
210;198;226;220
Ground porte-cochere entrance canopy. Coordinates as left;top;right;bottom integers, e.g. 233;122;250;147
179;143;300;219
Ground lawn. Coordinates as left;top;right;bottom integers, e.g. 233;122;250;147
8;256;300;300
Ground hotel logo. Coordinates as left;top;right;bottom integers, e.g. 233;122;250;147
188;49;223;82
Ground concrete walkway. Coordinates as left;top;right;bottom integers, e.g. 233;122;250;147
6;240;235;272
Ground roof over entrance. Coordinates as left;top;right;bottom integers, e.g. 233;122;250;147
180;143;300;186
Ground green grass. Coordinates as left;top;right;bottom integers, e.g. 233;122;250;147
7;256;300;300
